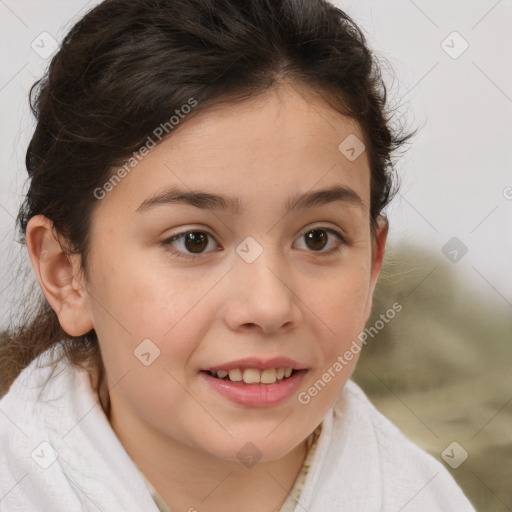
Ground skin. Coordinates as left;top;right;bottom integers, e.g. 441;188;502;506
26;82;387;512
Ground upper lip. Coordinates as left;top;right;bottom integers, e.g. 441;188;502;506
201;357;308;372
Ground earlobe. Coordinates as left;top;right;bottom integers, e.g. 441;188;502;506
26;215;94;337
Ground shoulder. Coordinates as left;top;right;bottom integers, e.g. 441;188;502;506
0;346;78;506
0;346;73;454
328;380;476;511
0;344;98;480
0;345;159;511
0;345;72;412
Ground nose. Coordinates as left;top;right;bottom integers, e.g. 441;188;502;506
223;246;303;335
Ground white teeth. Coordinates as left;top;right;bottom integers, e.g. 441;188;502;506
260;368;277;384
214;367;296;383
228;369;243;382
243;369;261;384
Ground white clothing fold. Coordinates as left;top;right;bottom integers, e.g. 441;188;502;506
0;346;475;511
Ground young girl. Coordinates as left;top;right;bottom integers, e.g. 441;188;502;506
0;0;475;510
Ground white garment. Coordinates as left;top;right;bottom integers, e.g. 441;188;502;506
0;346;475;512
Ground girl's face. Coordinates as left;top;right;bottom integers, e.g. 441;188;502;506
83;84;386;463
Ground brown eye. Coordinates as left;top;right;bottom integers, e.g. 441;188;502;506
304;229;328;251
294;227;347;255
183;232;209;253
163;230;218;259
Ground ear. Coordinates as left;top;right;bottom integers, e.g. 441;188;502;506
25;215;94;336
363;216;389;322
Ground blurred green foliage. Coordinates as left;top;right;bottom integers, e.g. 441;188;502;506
353;244;512;512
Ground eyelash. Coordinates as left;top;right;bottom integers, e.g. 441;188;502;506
161;226;348;261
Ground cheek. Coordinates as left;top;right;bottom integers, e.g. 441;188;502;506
296;267;370;414
302;253;372;397
310;257;372;333
89;256;225;375
90;265;212;427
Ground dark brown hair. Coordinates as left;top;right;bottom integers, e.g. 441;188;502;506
0;0;412;393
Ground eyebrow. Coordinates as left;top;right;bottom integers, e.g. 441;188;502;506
135;184;365;215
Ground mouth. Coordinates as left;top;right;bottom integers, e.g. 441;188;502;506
201;367;301;385
199;367;308;407
199;357;308;406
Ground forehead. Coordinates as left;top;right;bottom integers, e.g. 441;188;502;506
97;83;371;218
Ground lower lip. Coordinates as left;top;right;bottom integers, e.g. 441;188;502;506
199;370;308;407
